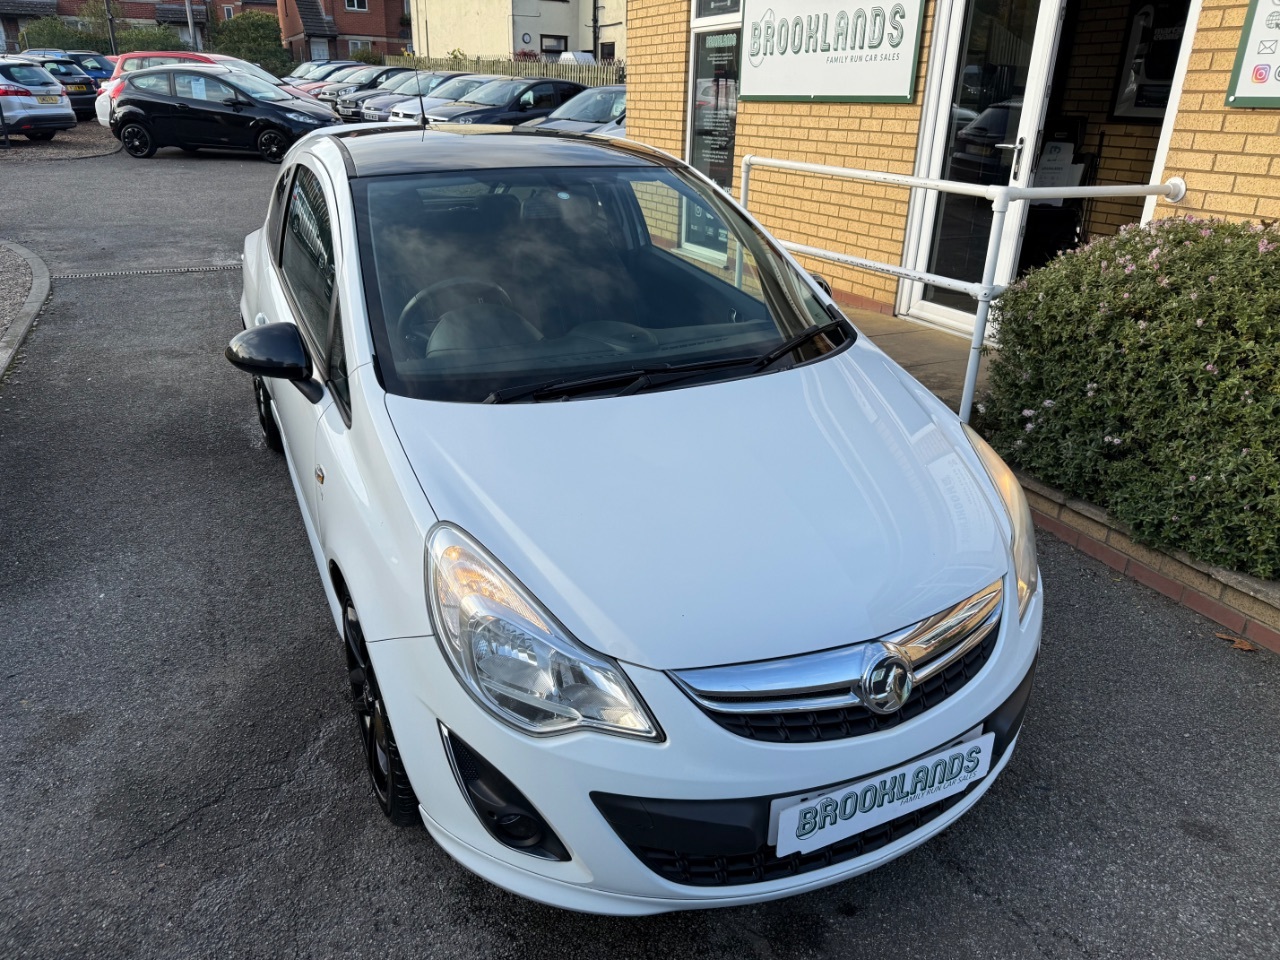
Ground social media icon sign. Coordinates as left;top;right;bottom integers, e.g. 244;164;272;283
1260;39;1279;53
1254;64;1272;83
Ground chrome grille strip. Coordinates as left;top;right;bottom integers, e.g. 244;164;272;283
670;579;1003;716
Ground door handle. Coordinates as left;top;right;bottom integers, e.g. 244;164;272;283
315;466;325;485
995;137;1025;179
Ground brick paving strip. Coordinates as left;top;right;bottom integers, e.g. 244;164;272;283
1019;471;1280;654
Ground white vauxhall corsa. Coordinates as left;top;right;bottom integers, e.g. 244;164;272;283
225;125;1042;915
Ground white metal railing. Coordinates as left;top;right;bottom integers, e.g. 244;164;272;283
738;155;1187;422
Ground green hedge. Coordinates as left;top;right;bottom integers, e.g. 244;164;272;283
19;17;183;55
979;216;1280;579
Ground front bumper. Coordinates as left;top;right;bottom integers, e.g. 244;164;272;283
369;579;1042;914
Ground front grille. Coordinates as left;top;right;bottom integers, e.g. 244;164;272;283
629;787;972;887
699;625;998;743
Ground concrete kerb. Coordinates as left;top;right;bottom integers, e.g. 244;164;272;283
0;239;51;380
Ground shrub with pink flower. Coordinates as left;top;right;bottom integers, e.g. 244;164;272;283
978;215;1280;578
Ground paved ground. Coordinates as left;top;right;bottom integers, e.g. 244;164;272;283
0;120;120;163
2;147;1278;960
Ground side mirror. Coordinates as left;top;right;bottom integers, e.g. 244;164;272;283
811;272;833;296
225;323;323;402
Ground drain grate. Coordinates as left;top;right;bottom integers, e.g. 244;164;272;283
51;263;242;280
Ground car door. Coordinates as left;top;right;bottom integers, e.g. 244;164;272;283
122;72;176;141
505;81;558;124
171;71;254;147
261;162;340;533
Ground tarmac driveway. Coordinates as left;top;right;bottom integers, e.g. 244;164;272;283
1;147;1278;960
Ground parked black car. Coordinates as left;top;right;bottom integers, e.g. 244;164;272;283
19;54;97;118
111;65;337;162
313;64;412;105
422;77;585;126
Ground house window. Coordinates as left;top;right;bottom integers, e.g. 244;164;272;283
348;39;372;53
223;5;233;19
345;0;368;10
540;35;568;54
599;42;615;61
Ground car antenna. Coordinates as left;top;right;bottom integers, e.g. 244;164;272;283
417;69;427;141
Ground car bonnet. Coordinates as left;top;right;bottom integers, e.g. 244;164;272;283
384;341;1010;671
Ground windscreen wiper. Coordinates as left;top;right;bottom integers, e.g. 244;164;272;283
483;355;759;404
750;318;852;372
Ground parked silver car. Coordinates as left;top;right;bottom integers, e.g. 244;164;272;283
0;56;76;140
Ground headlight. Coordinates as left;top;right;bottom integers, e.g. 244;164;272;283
452;115;474;124
426;525;661;740
963;425;1039;620
283;110;321;124
338;85;356;95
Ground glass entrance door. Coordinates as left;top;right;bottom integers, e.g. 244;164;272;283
906;0;1065;326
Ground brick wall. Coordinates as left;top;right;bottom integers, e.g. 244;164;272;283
629;2;933;311
1153;0;1280;221
1057;0;1161;236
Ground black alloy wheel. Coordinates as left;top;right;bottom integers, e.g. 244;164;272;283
252;376;283;453
344;598;420;826
256;128;288;164
120;122;155;158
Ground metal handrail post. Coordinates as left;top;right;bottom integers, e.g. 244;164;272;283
960;189;1011;423
735;155;753;288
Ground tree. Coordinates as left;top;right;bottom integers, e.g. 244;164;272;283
115;25;184;53
19;16;109;53
210;11;292;76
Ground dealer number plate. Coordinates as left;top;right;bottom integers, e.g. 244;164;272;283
771;732;995;857
37;95;60;103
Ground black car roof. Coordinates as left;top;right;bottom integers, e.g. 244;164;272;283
329;127;666;178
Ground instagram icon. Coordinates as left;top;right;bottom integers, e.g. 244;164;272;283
1253;64;1272;82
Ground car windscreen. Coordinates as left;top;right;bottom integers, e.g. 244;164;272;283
352;164;840;403
428;75;490;100
457;79;524;107
1;63;56;86
223;58;284;85
72;54;112;72
380;71;417;90
39;61;90;79
339;66;382;85
231;73;292;101
319;65;361;82
550;87;624;123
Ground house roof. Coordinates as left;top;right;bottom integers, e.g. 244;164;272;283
154;3;208;23
0;0;57;16
293;0;336;38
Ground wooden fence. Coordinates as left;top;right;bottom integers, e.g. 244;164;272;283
385;56;624;87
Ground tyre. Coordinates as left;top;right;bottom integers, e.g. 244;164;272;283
120;122;155;158
252;376;283;453
25;132;55;141
344;598;420;827
256;128;288;164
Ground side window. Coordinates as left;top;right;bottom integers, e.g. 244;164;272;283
279;166;336;351
524;83;556;110
122;58;142;72
130;74;170;94
174;73;235;102
327;305;351;412
555;83;581;105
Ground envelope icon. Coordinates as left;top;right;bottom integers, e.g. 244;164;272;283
1260;39;1278;54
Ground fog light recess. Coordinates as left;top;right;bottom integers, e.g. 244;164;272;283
440;725;570;862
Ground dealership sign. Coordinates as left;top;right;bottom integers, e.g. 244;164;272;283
1226;0;1280;108
739;0;926;102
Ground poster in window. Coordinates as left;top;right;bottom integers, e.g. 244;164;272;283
1110;0;1191;121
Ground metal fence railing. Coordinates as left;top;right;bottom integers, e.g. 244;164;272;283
737;156;1188;422
385;55;624;86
